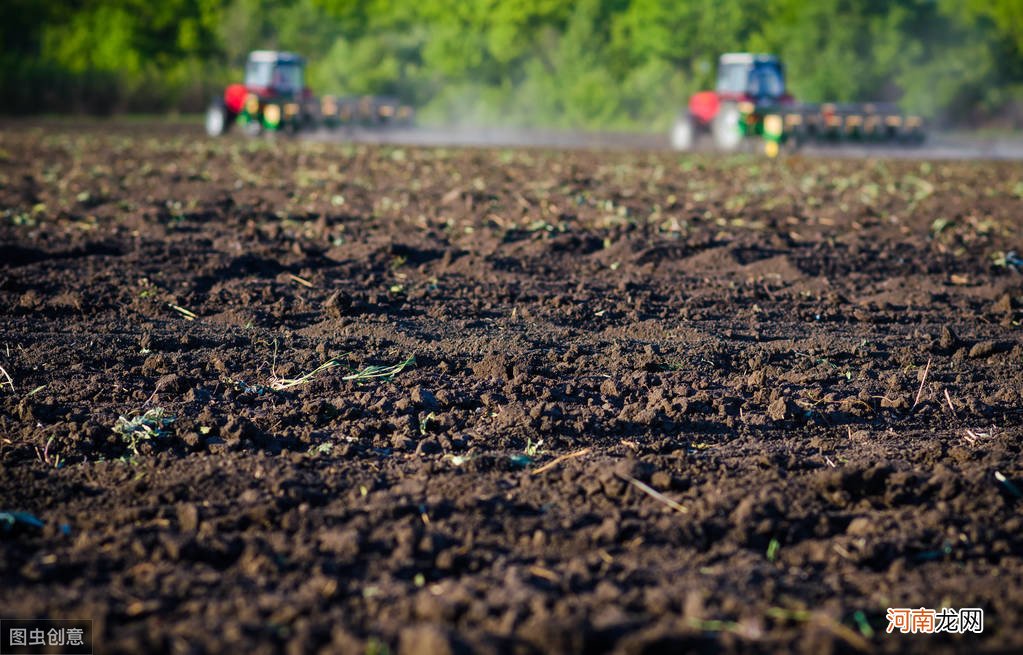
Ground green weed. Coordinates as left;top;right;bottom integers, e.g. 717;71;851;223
269;353;415;391
113;408;175;456
524;437;545;457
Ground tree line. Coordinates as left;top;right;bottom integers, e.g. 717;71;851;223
3;0;1022;128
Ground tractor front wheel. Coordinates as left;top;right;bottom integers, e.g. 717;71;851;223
205;98;232;137
669;112;696;151
712;103;743;151
241;117;263;137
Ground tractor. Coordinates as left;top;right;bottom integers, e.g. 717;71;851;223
670;53;924;156
205;50;413;137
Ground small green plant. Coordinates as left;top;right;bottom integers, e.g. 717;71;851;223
418;411;437;435
853;610;875;638
767;538;781;562
34;435;63;469
524;437;545;457
138;278;157;299
343;357;415;383
113;408;175;456
10;211;36;226
930;217;954;237
364;637;391;655
269;359;341;390
992;250;1022;270
268;341;414;391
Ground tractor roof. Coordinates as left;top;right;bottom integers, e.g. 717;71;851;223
248;50;304;64
720;53;779;65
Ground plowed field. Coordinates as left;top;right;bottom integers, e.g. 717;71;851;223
2;124;1022;654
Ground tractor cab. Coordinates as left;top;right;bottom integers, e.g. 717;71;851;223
716;53;786;104
244;51;306;98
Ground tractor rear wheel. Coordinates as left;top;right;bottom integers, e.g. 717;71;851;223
241;119;262;137
669;112;696;151
205;98;231;137
712;103;743;151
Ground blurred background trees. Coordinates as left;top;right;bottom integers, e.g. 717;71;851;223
2;0;1022;128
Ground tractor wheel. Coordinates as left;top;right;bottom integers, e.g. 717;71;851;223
669;112;696;151
205;98;231;137
241;118;262;137
712;103;743;151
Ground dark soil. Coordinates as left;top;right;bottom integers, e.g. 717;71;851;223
1;123;1022;654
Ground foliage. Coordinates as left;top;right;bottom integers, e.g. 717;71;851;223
113;408;175;456
3;0;1023;126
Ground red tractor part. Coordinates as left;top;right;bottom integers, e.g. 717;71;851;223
688;91;720;125
224;83;248;115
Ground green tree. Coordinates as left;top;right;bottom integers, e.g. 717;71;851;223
4;0;1023;124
